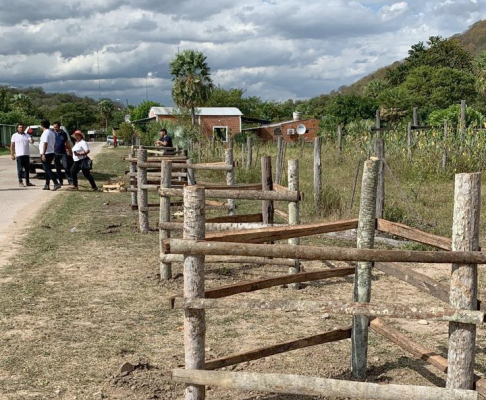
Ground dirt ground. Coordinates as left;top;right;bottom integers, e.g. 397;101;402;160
0;147;485;400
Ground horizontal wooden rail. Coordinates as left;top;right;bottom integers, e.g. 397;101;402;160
168;370;477;400
274;208;289;219
206;213;263;224
159;254;298;266
377;219;452;250
158;188;302;202
204;327;351;370
370;318;486;397
169;267;355;308
172;298;484;324
159;222;272;232
194;182;263;190
273;183;289;193
205;219;358;243
139;161;235;171
125;156;188;162
165;239;486;264
127;172;188;178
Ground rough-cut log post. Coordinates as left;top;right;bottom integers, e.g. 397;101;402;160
129;147;138;207
225;147;236;216
261;156;274;225
184;185;206;400
338;125;343;155
313;137;322;211
351;157;379;380
375;110;381;137
288;160;300;289
407;122;412;160
460;100;467;140
275;136;284;185
246;136;252;169
412;107;418;126
349;159;360;209
187;158;195;185
137;149;149;233
442;121;448;170
447;172;480;390
159;161;172;280
374;138;385;219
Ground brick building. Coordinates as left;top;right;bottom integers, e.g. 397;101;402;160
243;113;319;143
149;107;242;141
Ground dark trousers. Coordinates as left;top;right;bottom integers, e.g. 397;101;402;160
71;160;97;189
16;155;30;184
54;153;73;185
41;153;59;187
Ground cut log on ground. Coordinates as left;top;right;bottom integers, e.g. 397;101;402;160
168;369;478;400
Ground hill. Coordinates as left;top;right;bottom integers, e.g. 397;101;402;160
340;20;486;95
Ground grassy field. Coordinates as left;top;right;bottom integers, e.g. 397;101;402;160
1;144;486;399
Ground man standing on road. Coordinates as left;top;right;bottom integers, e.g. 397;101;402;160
53;121;73;186
10;123;35;187
39;120;61;191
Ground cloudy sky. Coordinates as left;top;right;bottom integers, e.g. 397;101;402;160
0;0;485;105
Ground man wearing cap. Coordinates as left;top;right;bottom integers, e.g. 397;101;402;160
52;121;73;186
10;123;35;187
39;119;61;191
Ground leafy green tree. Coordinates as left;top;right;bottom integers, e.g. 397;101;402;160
54;102;97;132
363;80;388;99
377;87;412;122
170;49;214;125
324;94;377;126
10;94;36;116
402;66;476;111
475;50;486;95
117;122;134;143
98;99;114;129
130;100;161;121
428;104;484;128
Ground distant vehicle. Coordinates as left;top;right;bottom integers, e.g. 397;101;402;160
107;135;124;146
25;125;72;174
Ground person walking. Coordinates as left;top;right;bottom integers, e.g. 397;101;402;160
69;130;98;191
52;121;73;186
39;120;61;191
10;123;35;187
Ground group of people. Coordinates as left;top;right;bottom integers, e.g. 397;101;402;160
10;120;98;191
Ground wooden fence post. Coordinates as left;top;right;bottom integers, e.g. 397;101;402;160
375;110;381;137
184;185;206;400
447;172;480;390
288;159;300;289
225;147;236;216
160;161;172;280
313;137;322;211
374;138;385;219
247;136;252;169
460;100;467;140
442;121;448;170
187;158;195;185
338;125;343;155
351;157;379;380
275;136;284;185
261;156;274;225
412;107;418;127
137;149;149;233
407;122;412;160
129;147;137;208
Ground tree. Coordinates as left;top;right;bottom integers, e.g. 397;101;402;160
428;104;484;128
324;94;377;126
130;100;162;122
363;80;388;99
377;87;412;122
169;49;214;125
54;102;97;132
475;50;486;95
402;66;476;111
98;99;114;129
10;94;36;116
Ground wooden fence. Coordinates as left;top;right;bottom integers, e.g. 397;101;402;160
161;158;482;400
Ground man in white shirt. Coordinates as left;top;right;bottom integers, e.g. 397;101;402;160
10;123;35;187
39;120;61;191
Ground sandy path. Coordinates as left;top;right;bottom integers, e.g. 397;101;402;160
0;142;105;267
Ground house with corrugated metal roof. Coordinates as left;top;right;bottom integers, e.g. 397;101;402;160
149;107;242;142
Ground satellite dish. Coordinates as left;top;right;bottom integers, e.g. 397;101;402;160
124;114;131;123
296;124;307;135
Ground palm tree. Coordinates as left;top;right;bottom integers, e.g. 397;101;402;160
98;99;114;130
169;50;214;125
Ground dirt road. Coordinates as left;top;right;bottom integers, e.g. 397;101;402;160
0;142;105;267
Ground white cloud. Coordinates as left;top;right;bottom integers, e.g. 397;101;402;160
0;0;485;104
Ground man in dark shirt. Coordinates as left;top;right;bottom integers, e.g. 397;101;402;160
53;122;73;186
155;128;173;148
